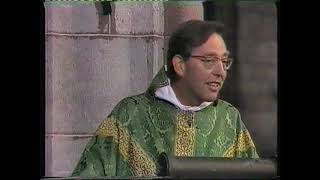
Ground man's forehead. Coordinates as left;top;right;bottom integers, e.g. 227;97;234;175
192;47;230;57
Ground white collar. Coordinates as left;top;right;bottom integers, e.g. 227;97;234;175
155;81;213;112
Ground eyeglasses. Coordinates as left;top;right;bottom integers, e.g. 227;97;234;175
190;55;233;71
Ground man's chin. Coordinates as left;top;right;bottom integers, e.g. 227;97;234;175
204;94;218;102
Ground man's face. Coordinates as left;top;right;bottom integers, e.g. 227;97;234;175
181;33;228;105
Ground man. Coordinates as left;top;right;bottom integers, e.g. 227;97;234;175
71;20;259;177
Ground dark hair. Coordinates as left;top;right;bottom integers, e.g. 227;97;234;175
166;20;225;82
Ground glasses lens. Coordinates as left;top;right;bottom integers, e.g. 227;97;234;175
225;58;233;70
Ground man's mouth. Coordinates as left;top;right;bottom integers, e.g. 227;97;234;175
206;82;221;91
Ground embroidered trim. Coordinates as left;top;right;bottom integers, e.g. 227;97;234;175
96;117;157;176
223;130;256;157
174;112;196;156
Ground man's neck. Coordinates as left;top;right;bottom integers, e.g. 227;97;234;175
171;81;201;106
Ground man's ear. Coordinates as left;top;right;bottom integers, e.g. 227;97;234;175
172;55;186;78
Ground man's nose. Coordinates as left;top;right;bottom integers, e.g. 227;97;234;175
211;60;226;77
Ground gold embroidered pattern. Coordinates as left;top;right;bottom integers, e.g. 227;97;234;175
174;112;196;156
96;117;157;176
223;130;256;157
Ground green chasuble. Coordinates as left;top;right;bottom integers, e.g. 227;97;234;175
71;67;259;177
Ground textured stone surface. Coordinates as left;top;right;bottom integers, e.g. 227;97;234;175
239;62;277;79
46;36;53;134
162;35;170;66
112;2;164;35
164;1;203;35
238;75;277;97
149;38;165;78
237;2;277;43
45;134;53;176
45;135;91;177
240;95;277;114
46;36;164;134
45;2;111;33
237;41;277;64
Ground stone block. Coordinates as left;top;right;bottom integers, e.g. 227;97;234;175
112;2;164;35
45;2;110;33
